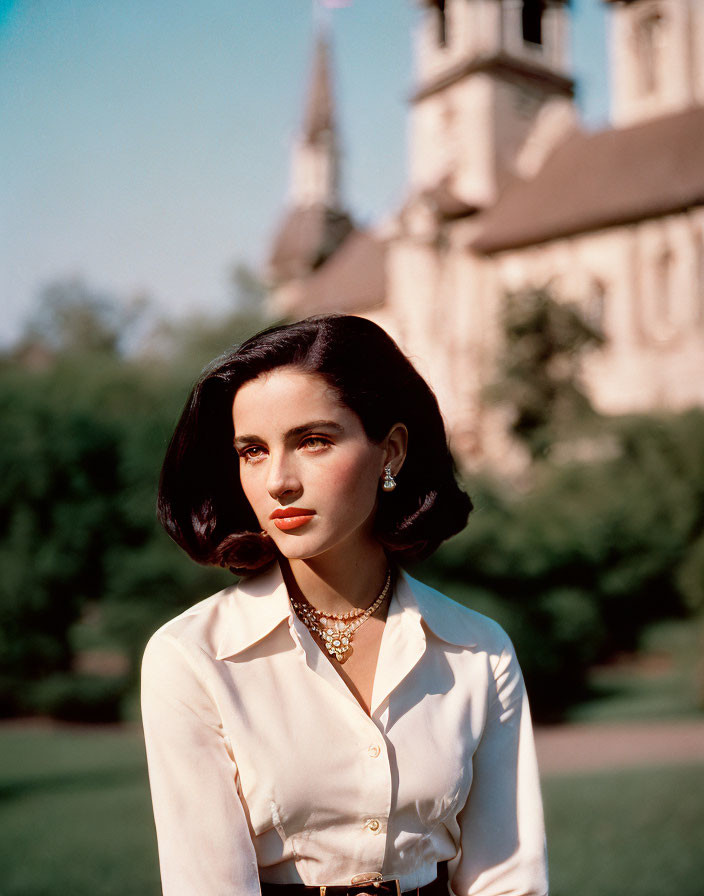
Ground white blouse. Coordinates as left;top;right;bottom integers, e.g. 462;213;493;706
141;564;548;896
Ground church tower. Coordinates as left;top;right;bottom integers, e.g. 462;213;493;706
289;34;341;207
268;32;353;311
410;0;574;206
606;0;704;127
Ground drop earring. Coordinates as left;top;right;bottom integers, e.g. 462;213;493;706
382;464;397;492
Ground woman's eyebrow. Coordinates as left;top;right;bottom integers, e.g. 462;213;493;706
233;420;344;448
233;434;261;448
285;420;344;439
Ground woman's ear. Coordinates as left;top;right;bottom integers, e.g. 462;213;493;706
383;423;408;477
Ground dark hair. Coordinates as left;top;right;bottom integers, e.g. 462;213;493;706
158;314;471;574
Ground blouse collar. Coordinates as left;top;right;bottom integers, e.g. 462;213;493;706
215;562;476;662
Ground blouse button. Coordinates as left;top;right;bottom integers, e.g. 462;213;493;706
366;818;381;833
368;745;381;758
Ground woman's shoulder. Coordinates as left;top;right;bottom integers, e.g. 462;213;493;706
143;563;288;664
142;585;238;664
400;571;514;657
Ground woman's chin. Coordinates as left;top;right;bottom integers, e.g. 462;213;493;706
269;532;321;562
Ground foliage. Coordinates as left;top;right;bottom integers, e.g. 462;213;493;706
0;275;273;718
20;276;147;357
416;410;704;720
488;287;604;459
230;262;269;310
0;365;123;710
567;618;704;723
677;532;704;614
1;272;703;721
148;307;276;375
24;672;128;723
3;332;703;722
0;350;233;717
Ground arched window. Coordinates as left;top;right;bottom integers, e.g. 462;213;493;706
522;0;545;46
695;231;704;327
636;10;663;95
654;246;672;325
434;0;447;48
588;278;607;332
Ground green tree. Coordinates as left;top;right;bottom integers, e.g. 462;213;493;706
0;365;123;713
0;279;273;719
0;354;234;719
230;262;268;311
20;276;146;357
489;287;604;459
148;307;273;375
415;410;704;719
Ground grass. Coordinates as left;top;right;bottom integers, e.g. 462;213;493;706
544;763;704;896
1;724;703;896
0;725;160;896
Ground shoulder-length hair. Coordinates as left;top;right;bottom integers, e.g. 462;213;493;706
158;314;471;575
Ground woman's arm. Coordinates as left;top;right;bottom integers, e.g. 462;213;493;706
141;632;260;896
449;638;548;896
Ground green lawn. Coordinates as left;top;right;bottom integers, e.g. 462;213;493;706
0;726;160;896
544;764;704;896
1;725;703;896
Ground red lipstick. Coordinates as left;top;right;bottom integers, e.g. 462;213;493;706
269;507;315;531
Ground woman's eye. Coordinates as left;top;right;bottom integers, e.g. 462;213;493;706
301;436;330;451
239;445;266;462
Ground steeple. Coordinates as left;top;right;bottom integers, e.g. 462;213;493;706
303;34;335;143
290;32;341;208
268;30;353;303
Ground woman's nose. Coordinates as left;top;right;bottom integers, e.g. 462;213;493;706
266;453;302;501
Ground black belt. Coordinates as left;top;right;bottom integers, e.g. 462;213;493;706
260;862;448;896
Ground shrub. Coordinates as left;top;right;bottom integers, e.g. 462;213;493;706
25;673;128;723
416;410;704;719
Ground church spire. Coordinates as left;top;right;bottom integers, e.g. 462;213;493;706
268;27;353;298
290;31;341;208
303;34;335;144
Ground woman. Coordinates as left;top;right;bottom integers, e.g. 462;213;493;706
142;314;547;896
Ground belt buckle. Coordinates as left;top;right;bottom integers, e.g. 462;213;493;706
348;873;401;896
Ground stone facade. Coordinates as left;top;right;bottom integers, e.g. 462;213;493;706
268;0;704;469
609;0;704;126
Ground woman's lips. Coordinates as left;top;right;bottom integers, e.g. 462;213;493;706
269;508;315;531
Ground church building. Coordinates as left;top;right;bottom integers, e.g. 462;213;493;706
267;0;704;468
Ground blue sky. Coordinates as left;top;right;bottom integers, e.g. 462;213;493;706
0;0;609;347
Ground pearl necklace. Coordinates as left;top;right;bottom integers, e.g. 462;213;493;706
290;569;392;663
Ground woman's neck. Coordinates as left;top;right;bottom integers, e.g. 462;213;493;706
281;543;390;615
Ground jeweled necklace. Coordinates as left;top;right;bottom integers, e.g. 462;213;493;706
290;569;392;663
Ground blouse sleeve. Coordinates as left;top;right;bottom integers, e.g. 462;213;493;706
449;637;548;896
141;631;261;896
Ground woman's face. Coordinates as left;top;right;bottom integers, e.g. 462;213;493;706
232;367;401;563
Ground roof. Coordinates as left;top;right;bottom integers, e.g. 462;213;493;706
411;52;573;104
472;105;704;254
291;229;387;315
268;203;353;282
422;177;479;220
303;34;335;143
